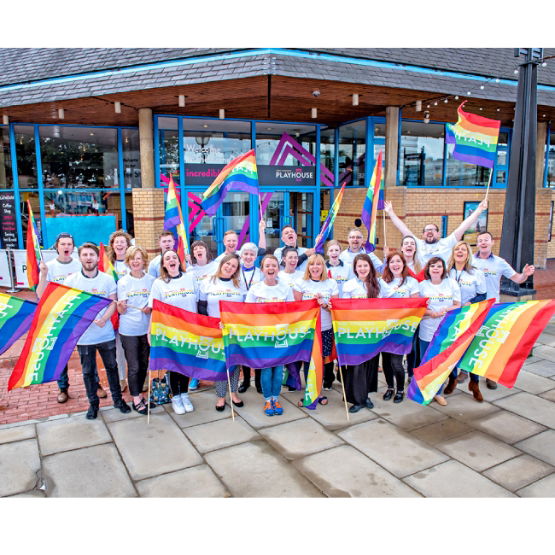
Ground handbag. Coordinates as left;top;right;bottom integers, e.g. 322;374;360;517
149;372;171;405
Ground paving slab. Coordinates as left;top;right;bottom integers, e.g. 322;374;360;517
483;455;553;492
259;418;344;460
37;415;111;455
102;404;159;423
205;441;323;497
136;465;230;497
536;332;555;347
516;473;555;497
0;439;40;497
9;490;46;498
458;382;519;402
371;396;448;431
183;417;259;454
515;430;555;466
532;345;555;363
521;360;555;378
513;370;555;394
411;418;472;446
294;444;421;497
425;392;500;422
470;411;546;444
403;460;514;497
108;412;202;481
167;390;235;428
42;443;136;497
338;419;449;478
436;431;521;471
539;389;555;402
0;423;35;445
493;392;555;429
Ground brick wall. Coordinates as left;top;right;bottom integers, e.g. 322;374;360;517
131;188;165;260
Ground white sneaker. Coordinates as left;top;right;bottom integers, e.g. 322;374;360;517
181;393;194;413
171;395;185;415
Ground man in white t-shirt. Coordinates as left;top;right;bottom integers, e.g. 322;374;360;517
274;225;314;272
338;228;382;272
214;221;267;264
37;232;81;404
148;231;176;278
64;243;131;420
384;200;488;264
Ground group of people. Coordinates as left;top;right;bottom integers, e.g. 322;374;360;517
36;197;535;419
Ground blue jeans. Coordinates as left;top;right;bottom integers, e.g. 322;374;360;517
260;366;283;400
419;338;445;395
57;365;69;390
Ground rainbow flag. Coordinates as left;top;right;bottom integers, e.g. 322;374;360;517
164;174;190;264
331;297;427;366
149;299;227;381
220;299;320;369
0;293;37;356
361;151;383;252
7;283;112;390
25;201;42;291
302;312;323;409
98;242;119;282
200;149;259;216
445;101;501;168
315;182;347;253
407;299;495;405
459;300;555;388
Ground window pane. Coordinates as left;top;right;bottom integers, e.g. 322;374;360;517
338;120;366;187
0;126;13;189
547;131;555;188
374;122;386;161
122;129;141;188
15;125;37;188
158;129;179;184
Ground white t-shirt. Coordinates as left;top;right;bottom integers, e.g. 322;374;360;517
148;272;199;313
191;261;218;282
471;253;516;302
117;272;155;336
378;276;420;299
339;248;383;273
45;257;81;284
114;260;129;280
416;234;457;264
239;266;263;291
418;278;462;341
278;270;304;288
293;278;338;331
448;267;486;305
342;277;381;299
326;261;354;296
148;254;162;278
245;280;295;303
274;245;308;271
64;271;117;345
199;278;245;318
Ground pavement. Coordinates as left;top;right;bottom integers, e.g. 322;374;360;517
1;318;555;498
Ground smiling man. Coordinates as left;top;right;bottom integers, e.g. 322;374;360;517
148;231;176;278
338;228;382;271
274;225;314;272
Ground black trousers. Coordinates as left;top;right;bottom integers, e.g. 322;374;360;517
169;371;189;395
120;333;150;397
382;352;405;391
240;366;261;390
343;356;379;406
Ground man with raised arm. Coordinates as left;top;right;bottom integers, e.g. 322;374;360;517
339;227;383;271
274;225;315;272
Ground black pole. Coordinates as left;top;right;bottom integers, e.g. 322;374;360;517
499;48;543;298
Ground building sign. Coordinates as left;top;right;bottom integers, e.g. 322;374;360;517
0;192;18;249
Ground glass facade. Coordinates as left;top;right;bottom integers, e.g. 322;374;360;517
338;120;366;187
547;128;555;188
0;126;13;189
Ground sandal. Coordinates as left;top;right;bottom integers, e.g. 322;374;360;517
132;398;149;415
318;396;328;405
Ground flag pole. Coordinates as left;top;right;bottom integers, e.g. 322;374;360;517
485;168;493;201
226;368;235;421
338;365;350;422
147;370;153;425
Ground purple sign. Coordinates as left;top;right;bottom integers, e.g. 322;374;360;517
0;192;18;249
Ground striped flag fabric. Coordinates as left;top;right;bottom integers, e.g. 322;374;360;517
458;300;555;388
25;201;42;291
301;311;323;409
98;242;119;282
0;293;37;356
314;182;347;253
330;297;427;366
7;283;112;390
361;151;383;252
149;299;227;381
407;299;495;405
445;101;501;168
200;149;259;216
164;174;190;264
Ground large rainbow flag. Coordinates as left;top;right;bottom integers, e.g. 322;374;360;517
220;299;320;369
25;201;42;291
458;300;555;388
361;151;384;252
314;182;347;253
445;101;501;168
0;293;37;356
98;242;119;282
149;299;227;381
302;312;323;409
7;283;112;390
330;297;427;365
164;174;190;264
407;299;495;405
200;149;259;216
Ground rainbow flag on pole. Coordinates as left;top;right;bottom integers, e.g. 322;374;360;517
98;243;119;282
445;101;501;168
330;297;427;366
302;312;323;409
149;299;227;381
7;283;112;390
0;293;37;356
458;300;555;388
407;299;495;405
200;149;259;216
361;151;383;252
25;201;42;291
164;174;190;263
220;299;320;369
315;182;347;253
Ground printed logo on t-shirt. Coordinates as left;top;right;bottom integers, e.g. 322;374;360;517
164;288;196;299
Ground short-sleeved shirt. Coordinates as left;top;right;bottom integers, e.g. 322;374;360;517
339;248;383;273
448;267;486;305
418;278;461;341
240;266;263;292
245;280;294;303
277;270;304;288
326;261;353;296
416;234;457;264
64;270;117;345
45;257;81;284
293;278;339;331
191;261;218;282
378;276;420;299
114;260;129;280
471;253;516;302
148;254;162;278
274;245;308;271
342;277;381;299
148;272;199;313
117;272;155;336
199;278;245;318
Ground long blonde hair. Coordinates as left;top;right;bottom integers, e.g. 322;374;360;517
211;253;241;288
302;254;328;282
447;241;475;273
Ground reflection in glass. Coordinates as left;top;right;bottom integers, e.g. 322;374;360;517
255;123;316;166
122;129;141;189
15;125;37;188
338;120;366;187
547;132;555;188
188;191;218;259
0;126;13;189
44;189;112;216
159;129;179;183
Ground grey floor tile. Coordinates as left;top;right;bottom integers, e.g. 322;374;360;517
423;392;500;422
522;360;555;378
513;370;555;394
166;390;235;428
532;345;555;363
494;392;555;428
183;417;259;454
539;389;555;402
0;439;40;497
515;430;555;466
471;411;546;444
0;424;35;445
371;395;448;431
517;473;555;497
483;455;553;492
411;418;472;446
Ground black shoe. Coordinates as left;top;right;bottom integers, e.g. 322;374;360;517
132;398;155;415
349;404;363;413
232;399;244;407
256;385;263;394
238;382;250;394
114;400;131;414
383;388;394;401
365;398;374;410
287;386;297;392
215;403;226;412
393;391;404;403
486;378;498;390
86;405;99;420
